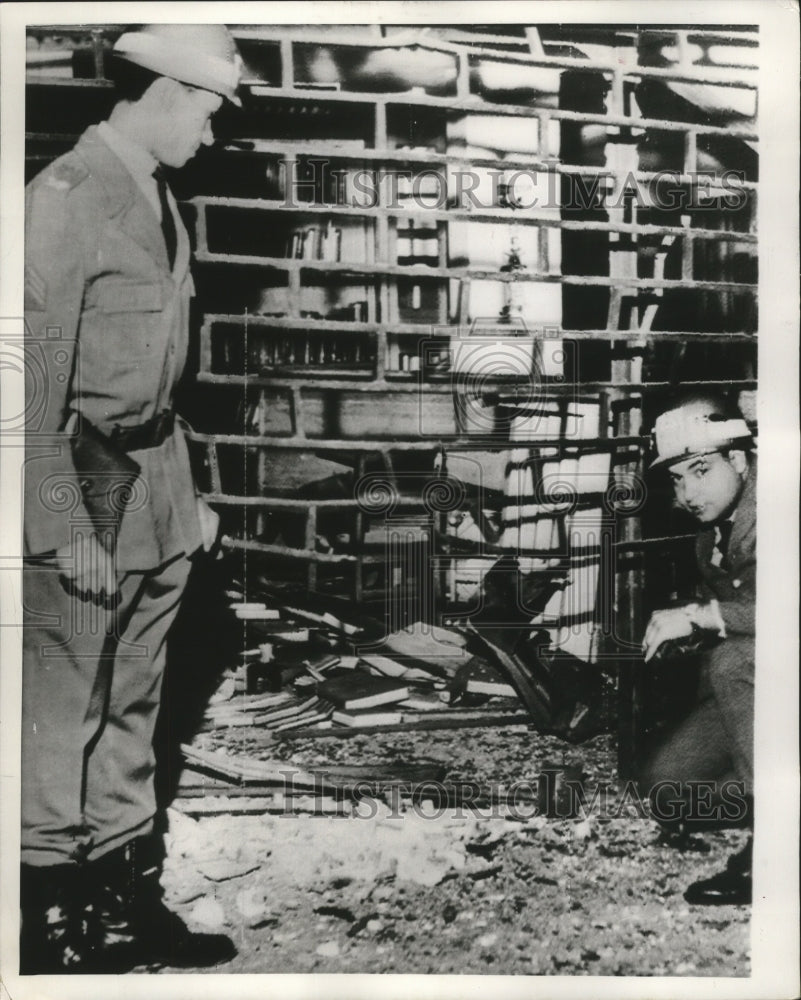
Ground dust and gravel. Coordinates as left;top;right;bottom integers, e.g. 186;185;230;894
158;727;750;975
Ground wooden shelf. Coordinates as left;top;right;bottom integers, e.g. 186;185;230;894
246;84;757;139
194;196;757;243
25;22;759;630
190;430;644;450
201;314;755;342
195;251;756;293
196;372;757;392
215;142;757;193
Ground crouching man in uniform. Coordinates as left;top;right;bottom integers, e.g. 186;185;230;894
639;393;756;906
22;24;242;972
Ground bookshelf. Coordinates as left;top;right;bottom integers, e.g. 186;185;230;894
25;24;759;771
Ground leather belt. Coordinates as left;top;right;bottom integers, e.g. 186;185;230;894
108;410;175;452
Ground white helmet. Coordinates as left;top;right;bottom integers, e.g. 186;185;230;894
650;397;752;471
113;24;242;105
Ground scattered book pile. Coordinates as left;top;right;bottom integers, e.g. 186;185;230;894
201;590;532;737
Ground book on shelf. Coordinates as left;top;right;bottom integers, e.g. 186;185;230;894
301;227;319;260
331;707;404;728
321;220;342;262
565;400;601;439
286;224;341;262
316;672;409;710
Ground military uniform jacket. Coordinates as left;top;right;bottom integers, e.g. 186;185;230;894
696;460;757;638
24;125;203;570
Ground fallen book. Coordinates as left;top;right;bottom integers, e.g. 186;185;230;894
180;744;333;788
272;647;342;671
359;653;439;684
331;708;404;728
280;709;532;739
464;679;518;698
254;586;382;639
205;690;294;716
251;695;321;726
316;672;409;710
205;694;322;730
234;692;295;712
230;603;281;620
378;620;472;678
450;654;518;700
245;622;312;643
276;604;361;636
397;691;449;712
273;700;335;732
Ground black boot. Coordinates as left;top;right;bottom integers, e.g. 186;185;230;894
683;836;753;905
89;836;236;971
20;863;99;974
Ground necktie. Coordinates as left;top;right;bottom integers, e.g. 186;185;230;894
153;167;176;271
717;520;734;572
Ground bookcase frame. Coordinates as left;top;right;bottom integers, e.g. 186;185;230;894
25;23;759;776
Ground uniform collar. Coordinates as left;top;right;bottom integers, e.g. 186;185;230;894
97;121;158;179
96;121;160;217
72;125;187;279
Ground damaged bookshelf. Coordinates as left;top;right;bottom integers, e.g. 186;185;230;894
25;24;758;778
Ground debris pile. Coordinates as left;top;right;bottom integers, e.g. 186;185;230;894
156;792;752;976
195;576;611;746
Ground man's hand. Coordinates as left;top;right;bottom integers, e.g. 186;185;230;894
56;531;119;605
642;606;697;662
196;496;221;555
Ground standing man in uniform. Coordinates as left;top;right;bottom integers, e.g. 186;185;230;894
640;392;756;906
22;24;242;972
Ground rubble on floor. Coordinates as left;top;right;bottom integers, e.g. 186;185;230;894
161;729;751;975
156;588;750;976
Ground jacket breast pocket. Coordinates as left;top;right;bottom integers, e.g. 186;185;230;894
93;280;166;360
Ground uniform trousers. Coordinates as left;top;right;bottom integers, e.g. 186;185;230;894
639;634;754;827
21;551;191;867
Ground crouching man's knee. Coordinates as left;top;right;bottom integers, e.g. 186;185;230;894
704;638;755;694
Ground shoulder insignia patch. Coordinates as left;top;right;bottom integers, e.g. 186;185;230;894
46;157;90;192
